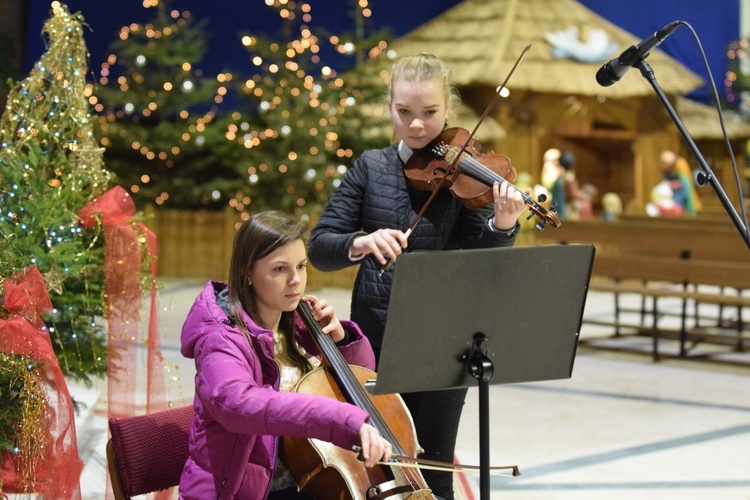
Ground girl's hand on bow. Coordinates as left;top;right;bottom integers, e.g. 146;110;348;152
351;229;408;266
302;295;345;342
358;423;393;468
492;181;526;231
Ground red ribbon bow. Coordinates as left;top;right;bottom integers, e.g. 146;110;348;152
0;265;82;498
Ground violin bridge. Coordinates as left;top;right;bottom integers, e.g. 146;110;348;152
443;146;459;164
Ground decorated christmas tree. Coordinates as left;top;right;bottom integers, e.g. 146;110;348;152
93;0;392;217
0;2;111;384
324;0;394;156
224;0;362;216
0;2;110;494
94;1;243;210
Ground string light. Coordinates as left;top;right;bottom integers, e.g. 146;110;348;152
726;39;750;114
95;4;228;208
91;0;389;213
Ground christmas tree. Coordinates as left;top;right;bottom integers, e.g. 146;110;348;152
224;0;364;217
726;38;750;118
0;2;109;493
324;0;394;156
94;2;242;210
0;2;110;384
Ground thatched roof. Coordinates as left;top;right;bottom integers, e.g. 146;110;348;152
386;0;703;98
676;96;750;140
454;103;506;141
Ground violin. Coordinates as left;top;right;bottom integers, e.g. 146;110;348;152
281;302;434;499
405;127;561;231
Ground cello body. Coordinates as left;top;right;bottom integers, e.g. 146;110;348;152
280;304;433;499
282;365;432;499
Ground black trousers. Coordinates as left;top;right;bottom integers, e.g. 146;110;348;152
373;348;467;500
400;388;468;500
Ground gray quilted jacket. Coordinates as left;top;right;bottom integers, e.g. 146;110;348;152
308;145;519;348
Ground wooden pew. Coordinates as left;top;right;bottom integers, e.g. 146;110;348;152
536;217;748;262
591;255;750;357
533;218;750;361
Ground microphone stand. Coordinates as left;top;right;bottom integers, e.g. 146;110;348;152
635;58;750;250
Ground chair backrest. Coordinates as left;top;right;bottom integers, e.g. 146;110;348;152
107;405;194;499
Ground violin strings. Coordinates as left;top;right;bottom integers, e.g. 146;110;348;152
453;149;538;206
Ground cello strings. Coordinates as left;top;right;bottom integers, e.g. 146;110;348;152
315;332;424;489
297;304;426;491
298;304;425;491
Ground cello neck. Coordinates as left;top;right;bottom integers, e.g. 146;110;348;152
296;302;408;456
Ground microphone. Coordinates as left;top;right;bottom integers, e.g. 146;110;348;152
596;21;681;87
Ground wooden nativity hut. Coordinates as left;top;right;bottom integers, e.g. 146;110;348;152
379;0;748;215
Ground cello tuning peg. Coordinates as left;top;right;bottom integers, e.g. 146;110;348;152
537;193;547;203
535;221;547;231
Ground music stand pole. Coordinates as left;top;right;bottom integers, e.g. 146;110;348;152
466;333;494;500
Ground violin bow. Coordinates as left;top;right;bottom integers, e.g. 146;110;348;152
437;42;532;190
462;43;531;151
379;44;532;277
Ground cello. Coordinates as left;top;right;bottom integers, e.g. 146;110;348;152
280;301;434;499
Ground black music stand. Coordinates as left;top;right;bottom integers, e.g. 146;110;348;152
366;244;595;500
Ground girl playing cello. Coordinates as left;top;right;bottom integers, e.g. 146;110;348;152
179;211;392;499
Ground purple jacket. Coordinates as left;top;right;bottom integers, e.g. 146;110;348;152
179;281;376;499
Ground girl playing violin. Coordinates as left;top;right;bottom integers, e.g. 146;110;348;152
179;211;392;499
308;53;526;499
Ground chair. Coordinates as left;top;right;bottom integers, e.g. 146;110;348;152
107;405;194;499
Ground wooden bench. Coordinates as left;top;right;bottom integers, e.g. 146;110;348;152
590;255;750;358
533;218;750;361
536;217;749;262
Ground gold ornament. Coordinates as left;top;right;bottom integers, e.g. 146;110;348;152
42;267;66;295
0;354;48;494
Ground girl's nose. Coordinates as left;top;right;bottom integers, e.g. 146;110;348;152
289;270;302;286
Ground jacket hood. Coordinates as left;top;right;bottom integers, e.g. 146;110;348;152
181;281;250;359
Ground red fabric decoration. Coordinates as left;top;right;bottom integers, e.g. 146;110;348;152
2;265;52;328
0;265;83;498
79;186;167;498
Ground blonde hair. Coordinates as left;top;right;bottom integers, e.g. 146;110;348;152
387;53;460;122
